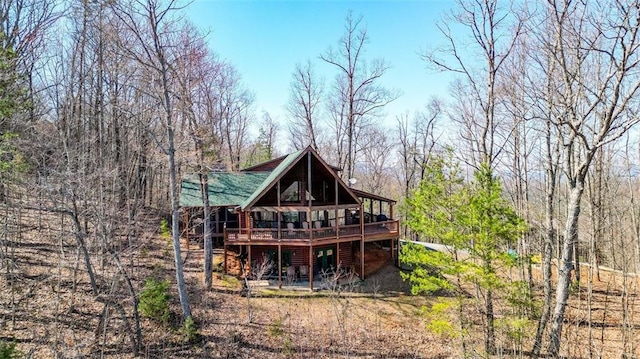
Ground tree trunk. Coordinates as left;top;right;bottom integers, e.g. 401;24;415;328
548;185;583;356
532;174;556;356
70;198;98;297
484;287;496;354
169;145;191;319
145;0;193;321
200;171;213;289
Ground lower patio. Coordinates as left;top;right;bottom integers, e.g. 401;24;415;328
245;273;363;292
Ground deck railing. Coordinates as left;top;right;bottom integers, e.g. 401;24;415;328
364;220;399;234
225;219;399;244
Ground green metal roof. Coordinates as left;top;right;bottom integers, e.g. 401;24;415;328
239;148;305;210
179;146;362;210
179;172;271;207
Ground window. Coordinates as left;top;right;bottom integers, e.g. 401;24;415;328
281;181;315;202
282;211;299;224
281;182;300;202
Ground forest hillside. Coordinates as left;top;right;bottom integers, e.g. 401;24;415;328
2;0;640;357
1;203;639;358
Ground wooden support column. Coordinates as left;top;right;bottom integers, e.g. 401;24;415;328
278;243;282;288
308;209;313;242
277;181;281;241
309;246;314;291
185;209;189;246
336;242;340;268
334;178;339;241
308;152;313;242
369;199;373;222
223;223;227;273
247;245;252;278
390;203;394;219
214;207;219;240
360;202;365;280
245;211;251;241
223;244;227;273
391;239;396;260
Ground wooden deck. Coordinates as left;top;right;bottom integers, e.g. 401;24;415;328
225;220;399;246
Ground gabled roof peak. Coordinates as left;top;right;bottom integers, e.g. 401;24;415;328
239;146;358;210
242;146;342;173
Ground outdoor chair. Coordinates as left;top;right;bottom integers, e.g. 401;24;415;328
287;266;296;283
299;265;309;281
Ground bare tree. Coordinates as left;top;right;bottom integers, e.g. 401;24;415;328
530;77;562;358
245;111;278;166
205;63;254;171
286;60;323;151
425;1;524;353
396;103;441;190
535;1;640;356
426;0;523;170
320;11;396;180
395;100;442;240
356;126;393;194
115;0;192;321
173;23;223;290
0;0;60;126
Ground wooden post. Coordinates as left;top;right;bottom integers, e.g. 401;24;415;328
360;202;365;280
390;239;395;260
307;152;313;243
223;222;227;273
309;246;314;291
308;209;313;242
335;178;339;241
336;242;341;268
223;244;227;274
185;209;189;247
184;213;190;253
277;181;281;241
214;207;218;240
278;243;282;288
245;211;251;241
247;245;252;278
390;203;394;220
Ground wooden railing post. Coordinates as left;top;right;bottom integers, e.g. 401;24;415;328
360;203;365;280
309;245;314;291
223;223;227;273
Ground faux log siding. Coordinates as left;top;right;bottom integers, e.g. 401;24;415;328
250;245;275;264
243;159;283;172
288;246;307;267
240;242;358;273
338;242;353;269
250;245;308;267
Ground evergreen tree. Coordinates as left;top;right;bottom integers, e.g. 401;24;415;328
402;157;528;355
0;34;28;201
0;33;25;134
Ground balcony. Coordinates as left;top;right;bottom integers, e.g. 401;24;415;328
225;219;399;245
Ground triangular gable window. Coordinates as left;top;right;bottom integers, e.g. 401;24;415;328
281;182;300;202
280;181;315;202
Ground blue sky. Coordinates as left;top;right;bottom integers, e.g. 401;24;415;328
186;0;455;138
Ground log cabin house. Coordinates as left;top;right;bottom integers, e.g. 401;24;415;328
179;146;399;289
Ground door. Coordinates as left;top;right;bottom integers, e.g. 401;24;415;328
315;247;336;274
266;249;292;277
